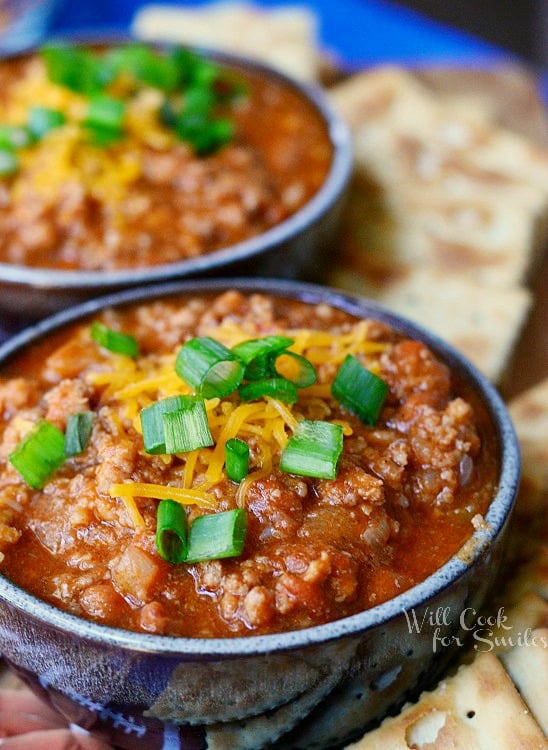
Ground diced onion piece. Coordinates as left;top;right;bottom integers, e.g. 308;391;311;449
9;419;66;489
331;354;389;425
185;509;247;563
175;337;244;398
64;411;94;456
280;419;343;480
225;438;250;483
156;499;188;563
163;397;214;454
90;321;139;358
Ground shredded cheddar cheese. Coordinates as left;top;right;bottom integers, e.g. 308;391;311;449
96;320;387;525
5;58;178;208
110;482;216;511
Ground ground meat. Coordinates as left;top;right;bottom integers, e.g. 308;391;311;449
316;460;385;507
405;397;481;506
94;429;138;497
0;378;35;419
381;340;451;410
44;378;91;431
246;472;305;541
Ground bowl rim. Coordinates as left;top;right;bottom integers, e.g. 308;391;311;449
0;36;353;289
0;277;520;655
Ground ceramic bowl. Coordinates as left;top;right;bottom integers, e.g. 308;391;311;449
0;42;352;321
0;278;519;750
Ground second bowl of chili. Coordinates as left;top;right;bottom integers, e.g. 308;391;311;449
0;39;352;319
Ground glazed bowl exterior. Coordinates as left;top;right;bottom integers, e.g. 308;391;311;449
0;41;352;321
0;279;519;750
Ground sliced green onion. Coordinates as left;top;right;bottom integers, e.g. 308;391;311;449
156;499;188;563
85;95;125;132
191;59;221;88
64;411;94;456
176;112;233;155
42;45;105;94
232;336;294;366
159;99;178;129
184;86;215;115
331;355;389;425
86;125;123;147
140;395;188;454
90;321;139;358
168;48;220;88
28;107;66;139
168;47;201;85
163;397;214;454
242;353;272;382
225;438;250;482
280;420;343;480
274;352;317;388
103;44;179;92
238;377;298;405
0;149;18;177
9;419;66;489
175;337;244;398
185;509;247;563
0;125;32;149
232;335;294;380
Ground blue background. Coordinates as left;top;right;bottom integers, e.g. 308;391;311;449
48;0;513;70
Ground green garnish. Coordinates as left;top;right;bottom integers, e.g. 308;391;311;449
28;107;66;139
84;94;125;144
90;322;139;358
225;438;250;482
64;412;94;456
280;419;343;480
331;355;389;425
156;499;188;563
0;125;32;149
9;419;66;489
175;337;244;399
162;397;214;454
239;377;299;405
42;45;107;94
140;395;188;455
185;508;247;563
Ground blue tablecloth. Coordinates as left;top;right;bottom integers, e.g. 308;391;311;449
48;0;511;68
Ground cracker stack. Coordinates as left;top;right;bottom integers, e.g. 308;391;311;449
329;67;548;382
346;377;548;748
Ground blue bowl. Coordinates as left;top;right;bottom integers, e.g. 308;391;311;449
0;278;519;749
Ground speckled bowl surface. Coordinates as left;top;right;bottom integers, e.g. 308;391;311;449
0;42;352;321
0;279;519;750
